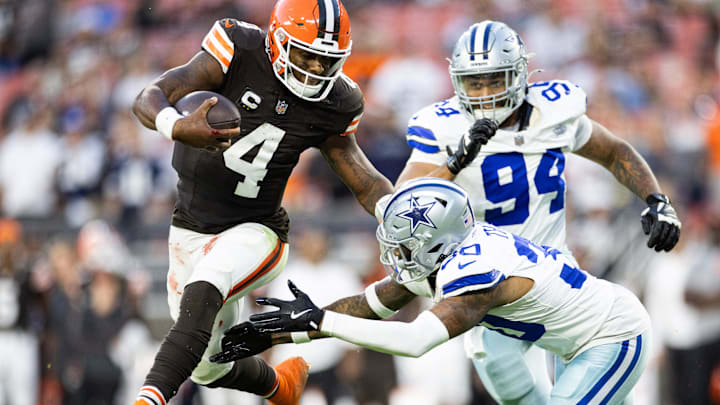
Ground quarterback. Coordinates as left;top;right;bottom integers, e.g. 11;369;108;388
130;1;393;405
389;20;680;404
249;179;652;405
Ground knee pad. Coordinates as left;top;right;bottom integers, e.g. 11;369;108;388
479;353;535;401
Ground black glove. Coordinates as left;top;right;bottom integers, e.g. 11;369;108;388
446;118;498;174
641;193;681;252
209;321;272;363
250;280;324;333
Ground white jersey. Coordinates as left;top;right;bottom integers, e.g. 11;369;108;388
405;81;592;254
430;222;649;362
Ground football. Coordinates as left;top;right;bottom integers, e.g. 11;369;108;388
174;90;241;129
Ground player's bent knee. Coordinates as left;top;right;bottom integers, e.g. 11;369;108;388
482;355;535;400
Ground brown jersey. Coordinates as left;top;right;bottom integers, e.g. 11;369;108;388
171;19;364;242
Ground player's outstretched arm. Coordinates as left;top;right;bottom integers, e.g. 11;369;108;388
319;133;394;215
132;51;239;149
574;119;681;251
250;278;520;358
209;277;416;363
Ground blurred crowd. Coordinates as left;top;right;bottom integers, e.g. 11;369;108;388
1;0;719;404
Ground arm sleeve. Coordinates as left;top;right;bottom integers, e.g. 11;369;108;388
320;310;450;358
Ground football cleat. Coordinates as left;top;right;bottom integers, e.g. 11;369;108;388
268;356;310;405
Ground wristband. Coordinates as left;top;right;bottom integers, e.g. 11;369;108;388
446;155;462;175
365;281;398;319
155;106;184;140
645;192;670;205
291;331;311;344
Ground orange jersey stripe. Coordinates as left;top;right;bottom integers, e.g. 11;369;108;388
226;240;285;300
204;38;230;69
212;28;234;56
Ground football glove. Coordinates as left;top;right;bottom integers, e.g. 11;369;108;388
250;280;324;333
446;118;498;174
641;193;681;252
209;321;272;363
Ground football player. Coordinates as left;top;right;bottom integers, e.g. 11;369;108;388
211;20;680;405
130;1;393;405
383;21;679;404
248;178;652;405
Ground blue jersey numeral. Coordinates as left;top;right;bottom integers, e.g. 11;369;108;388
433;100;460;117
560;263;587;289
482;153;530;225
511;233;586;289
480;150;566;226
530;81;571;102
534;148;565;214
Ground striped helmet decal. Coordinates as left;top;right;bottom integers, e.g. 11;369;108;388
469;24;480;61
481;21;494;60
317;0;340;41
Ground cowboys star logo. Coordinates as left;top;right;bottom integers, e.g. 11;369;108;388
397;196;436;234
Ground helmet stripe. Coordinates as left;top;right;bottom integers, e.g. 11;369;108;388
330;0;340;41
317;0;327;38
482;21;494;60
317;0;340;41
469;24;479;61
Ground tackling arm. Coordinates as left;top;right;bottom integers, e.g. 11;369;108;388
319;133;394;215
250;278;526;358
320;291;494;357
275;277;417;343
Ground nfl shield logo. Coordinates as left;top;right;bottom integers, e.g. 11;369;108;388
514;134;525;146
275;99;288;115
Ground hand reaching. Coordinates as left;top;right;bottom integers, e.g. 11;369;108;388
250;280;325;333
209;321;272;363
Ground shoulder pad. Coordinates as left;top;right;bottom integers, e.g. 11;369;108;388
201;19;264;73
405;98;468;155
436;253;506;299
325;74;364;114
526;80;587;126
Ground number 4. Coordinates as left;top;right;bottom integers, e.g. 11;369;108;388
223;123;286;198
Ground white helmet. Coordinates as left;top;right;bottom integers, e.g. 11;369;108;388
449;21;529;124
377;178;475;285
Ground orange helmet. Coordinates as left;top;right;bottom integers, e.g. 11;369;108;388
267;0;352;101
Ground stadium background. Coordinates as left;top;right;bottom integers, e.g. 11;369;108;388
0;0;719;404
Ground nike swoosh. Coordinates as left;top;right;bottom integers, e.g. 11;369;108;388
225;19;233;28
290;309;312;319
458;260;476;269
